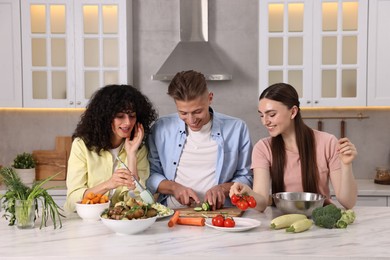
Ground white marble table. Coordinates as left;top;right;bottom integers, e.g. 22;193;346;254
0;206;389;259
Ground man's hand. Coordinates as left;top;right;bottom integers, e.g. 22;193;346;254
172;183;200;206
204;183;232;211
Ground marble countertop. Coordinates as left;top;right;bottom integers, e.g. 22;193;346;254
0;206;389;259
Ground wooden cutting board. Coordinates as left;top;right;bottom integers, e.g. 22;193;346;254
178;207;243;218
33;136;72;180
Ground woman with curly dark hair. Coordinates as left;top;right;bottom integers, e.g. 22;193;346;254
64;84;158;212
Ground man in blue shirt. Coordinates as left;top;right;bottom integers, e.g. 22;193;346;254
147;70;253;210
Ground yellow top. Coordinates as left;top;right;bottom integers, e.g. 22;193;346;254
64;138;150;212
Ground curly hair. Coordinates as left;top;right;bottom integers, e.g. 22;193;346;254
73;84;158;154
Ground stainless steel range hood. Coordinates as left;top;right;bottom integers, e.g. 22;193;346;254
152;0;232;81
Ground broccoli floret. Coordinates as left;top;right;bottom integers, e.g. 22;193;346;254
335;209;356;228
335;219;348;228
312;204;342;229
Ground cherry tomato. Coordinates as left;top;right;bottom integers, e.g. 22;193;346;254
231;194;240;205
224;217;235;228
247;196;257;208
242;194;250;201
236;199;249;211
212;215;225;227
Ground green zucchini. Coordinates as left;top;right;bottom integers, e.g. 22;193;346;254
286;218;313;233
270;214;307;229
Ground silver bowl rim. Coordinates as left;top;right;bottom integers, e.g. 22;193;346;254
272;191;326;202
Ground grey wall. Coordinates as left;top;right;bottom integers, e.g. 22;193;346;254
1;0;389;181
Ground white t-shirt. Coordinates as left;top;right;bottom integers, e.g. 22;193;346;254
167;120;218;208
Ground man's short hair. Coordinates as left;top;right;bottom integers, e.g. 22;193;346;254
167;70;208;101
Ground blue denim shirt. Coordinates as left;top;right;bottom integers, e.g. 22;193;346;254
146;108;253;205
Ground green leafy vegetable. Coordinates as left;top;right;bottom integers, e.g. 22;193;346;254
0;167;65;229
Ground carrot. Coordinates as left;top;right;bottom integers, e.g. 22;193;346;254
101;195;109;203
86;192;95;200
177;217;205;226
168;210;180;227
92;196;100;203
81;198;89;204
82;193;109;204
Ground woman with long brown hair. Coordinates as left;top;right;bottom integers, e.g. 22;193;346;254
230;83;358;211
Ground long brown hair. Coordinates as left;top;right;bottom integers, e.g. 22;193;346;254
260;83;319;194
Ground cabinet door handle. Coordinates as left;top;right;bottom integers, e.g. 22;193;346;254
306;100;311;104
314;100;319;104
77;101;81;105
69;101;74;105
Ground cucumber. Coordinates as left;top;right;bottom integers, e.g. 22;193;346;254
270;214;307;229
193;207;203;212
202;202;210;211
286;219;313;233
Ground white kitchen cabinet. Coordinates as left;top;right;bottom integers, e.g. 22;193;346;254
21;0;129;108
0;0;22;107
367;0;390;106
259;0;368;107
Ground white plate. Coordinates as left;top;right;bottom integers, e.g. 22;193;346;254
205;217;261;232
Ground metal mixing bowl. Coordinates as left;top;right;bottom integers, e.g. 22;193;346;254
272;192;325;217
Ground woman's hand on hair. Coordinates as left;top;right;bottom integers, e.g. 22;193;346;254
125;123;144;154
337;137;357;165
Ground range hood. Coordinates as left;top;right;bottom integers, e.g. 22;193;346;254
152;0;232;81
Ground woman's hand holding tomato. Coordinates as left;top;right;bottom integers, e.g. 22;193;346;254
231;193;257;211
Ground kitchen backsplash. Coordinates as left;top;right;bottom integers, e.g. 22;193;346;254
0;108;389;180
